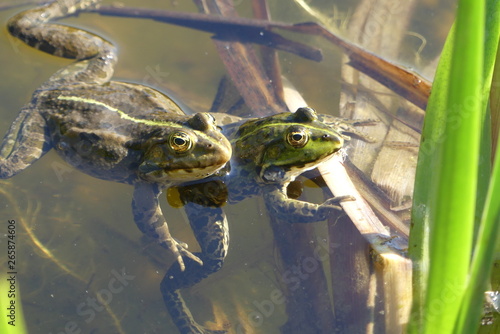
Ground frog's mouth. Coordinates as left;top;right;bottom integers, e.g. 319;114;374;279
259;148;341;183
165;162;228;181
139;156;230;183
260;159;322;183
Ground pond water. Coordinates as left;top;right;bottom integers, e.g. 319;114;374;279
0;0;455;333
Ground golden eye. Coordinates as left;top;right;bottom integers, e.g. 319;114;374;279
169;131;192;153
286;128;308;148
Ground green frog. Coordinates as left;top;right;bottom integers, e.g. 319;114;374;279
0;0;232;271
162;107;369;334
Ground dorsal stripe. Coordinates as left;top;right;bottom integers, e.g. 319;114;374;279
57;95;184;128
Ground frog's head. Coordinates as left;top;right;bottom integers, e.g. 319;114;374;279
139;113;231;182
235;107;344;183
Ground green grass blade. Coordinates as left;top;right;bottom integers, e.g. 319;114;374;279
408;0;486;332
474;0;500;230
455;5;500;327
456;119;500;332
407;20;456;334
424;0;484;329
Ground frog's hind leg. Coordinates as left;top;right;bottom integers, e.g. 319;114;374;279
7;0;117;85
161;203;229;334
0;107;51;179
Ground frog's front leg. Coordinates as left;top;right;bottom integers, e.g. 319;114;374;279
0;107;51;179
131;182;202;271
161;202;229;334
263;184;354;223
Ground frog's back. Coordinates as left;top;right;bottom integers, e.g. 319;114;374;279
33;82;198;184
38;81;186;130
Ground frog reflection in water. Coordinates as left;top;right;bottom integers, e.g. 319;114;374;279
0;0;231;271
163;107;371;334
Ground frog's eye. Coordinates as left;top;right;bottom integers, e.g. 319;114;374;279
286;127;309;148
169;131;193;153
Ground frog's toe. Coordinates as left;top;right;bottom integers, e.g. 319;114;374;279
176;245;204;267
318;195;355;217
166;238;203;270
161;237;190;271
319;202;342;213
173;238;189;250
169;247;186;272
325;195;356;206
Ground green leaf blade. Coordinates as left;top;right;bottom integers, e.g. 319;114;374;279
409;0;487;333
